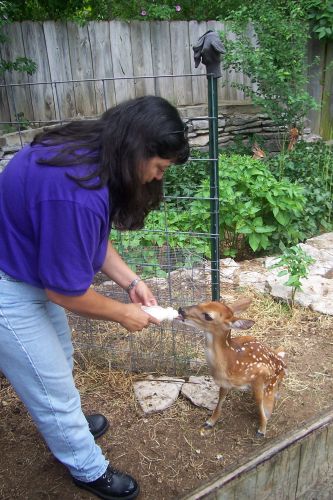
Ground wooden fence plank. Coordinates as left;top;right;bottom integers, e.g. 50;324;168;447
231;468;256;498
182;411;333;500
307;39;326;135
223;28;243;101
170;21;193;106
0;24;12;123
189;21;207;105
43;21;76;121
0;23;33;123
110;21;135;104
67;22;97;117
130;21;154;98
0;20;329;135
150;21;174;102
254;455;277;499
21;21;55;124
0;75;10;124
320;40;333;139
88;21;116;114
268;444;300;500
296;428;326;497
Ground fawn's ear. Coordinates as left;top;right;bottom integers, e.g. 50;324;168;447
230;319;255;330
229;298;252;315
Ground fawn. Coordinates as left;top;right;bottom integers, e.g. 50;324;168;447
178;298;286;436
252;142;266;160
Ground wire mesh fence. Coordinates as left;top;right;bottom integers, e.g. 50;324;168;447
0;73;220;376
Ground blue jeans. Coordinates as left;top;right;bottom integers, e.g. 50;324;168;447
0;269;108;481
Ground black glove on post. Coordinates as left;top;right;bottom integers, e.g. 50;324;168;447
192;30;225;78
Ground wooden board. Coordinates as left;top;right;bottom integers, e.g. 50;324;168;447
170;21;193;106
0;23;33;123
21;21;55;124
182;409;333;500
88;21;116;114
67;22;97;117
150;21;174;102
110;21;135;104
130;21;154;98
43;21;76;122
189;21;208;106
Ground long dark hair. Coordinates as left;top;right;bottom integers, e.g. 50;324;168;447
32;96;189;229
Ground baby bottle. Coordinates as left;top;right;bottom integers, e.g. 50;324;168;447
141;305;179;322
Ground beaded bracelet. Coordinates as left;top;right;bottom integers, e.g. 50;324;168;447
126;277;142;293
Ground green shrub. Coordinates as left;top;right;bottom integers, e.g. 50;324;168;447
267;141;333;238
163;150;209;204
220;2;318;133
270;241;315;306
190;154;305;256
112;153;306;272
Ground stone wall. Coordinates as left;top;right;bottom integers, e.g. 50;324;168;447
0;102;320;173
180;103;316;153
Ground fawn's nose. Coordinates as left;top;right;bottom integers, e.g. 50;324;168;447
178;307;186;318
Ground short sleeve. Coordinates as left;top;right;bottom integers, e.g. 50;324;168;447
30;200;108;295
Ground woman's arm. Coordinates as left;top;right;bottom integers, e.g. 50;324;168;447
46;287;159;332
101;240;157;306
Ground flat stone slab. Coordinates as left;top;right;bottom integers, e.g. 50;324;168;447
181;376;219;411
134;376;185;414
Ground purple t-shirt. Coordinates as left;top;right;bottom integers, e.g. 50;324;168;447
0;144;109;295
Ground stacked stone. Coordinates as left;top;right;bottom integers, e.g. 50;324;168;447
185;113;313;153
0;104;321;173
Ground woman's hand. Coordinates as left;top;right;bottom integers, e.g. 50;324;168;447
46;287;160;332
128;280;157;306
120;303;160;331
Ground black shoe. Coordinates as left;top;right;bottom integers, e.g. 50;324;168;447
73;465;139;500
86;413;110;439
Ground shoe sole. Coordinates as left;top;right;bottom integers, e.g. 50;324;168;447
74;481;140;500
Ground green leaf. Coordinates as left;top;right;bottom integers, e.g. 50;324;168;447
249;233;260;251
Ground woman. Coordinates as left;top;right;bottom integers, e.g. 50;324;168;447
0;95;189;499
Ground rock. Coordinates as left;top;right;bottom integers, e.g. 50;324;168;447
181;375;219;410
133;376;184;414
220;258;240;282
192;120;209;130
189;134;209;147
304;233;333;254
302;133;322;143
238;271;268;293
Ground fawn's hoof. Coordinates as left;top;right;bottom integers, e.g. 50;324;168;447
256;429;266;438
200;422;214;436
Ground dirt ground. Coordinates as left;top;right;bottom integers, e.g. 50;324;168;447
0;286;333;500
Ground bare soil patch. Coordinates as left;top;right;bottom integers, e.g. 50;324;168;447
0;287;332;500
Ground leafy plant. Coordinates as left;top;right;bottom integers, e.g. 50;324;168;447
267;141;333;237
219;2;318;139
0;1;37;75
306;0;333;40
163;149;209;206
111;205;210;278
270;242;315;306
190;154;305;257
5;0;244;22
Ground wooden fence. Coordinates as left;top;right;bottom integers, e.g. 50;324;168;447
0;21;332;137
182;408;333;499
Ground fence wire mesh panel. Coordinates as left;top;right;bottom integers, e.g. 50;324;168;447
0;73;220;376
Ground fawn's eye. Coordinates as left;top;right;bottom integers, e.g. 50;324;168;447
203;312;213;321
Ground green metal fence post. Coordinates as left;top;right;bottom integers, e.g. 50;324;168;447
207;75;220;301
193;30;224;301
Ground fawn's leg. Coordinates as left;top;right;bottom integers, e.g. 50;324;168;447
252;379;267;437
201;387;229;436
